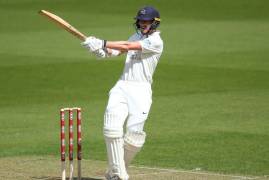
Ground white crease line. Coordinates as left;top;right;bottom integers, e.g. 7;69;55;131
80;159;267;180
129;165;261;180
134;171;184;176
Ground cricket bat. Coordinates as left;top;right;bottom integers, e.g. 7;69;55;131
39;10;87;41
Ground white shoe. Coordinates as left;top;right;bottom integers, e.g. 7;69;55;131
105;173;122;180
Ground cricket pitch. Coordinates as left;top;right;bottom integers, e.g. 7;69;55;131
0;156;268;180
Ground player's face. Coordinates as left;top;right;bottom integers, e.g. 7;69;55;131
138;20;153;34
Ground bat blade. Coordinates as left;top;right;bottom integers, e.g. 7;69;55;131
39;10;87;41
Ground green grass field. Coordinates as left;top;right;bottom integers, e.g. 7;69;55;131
0;0;269;178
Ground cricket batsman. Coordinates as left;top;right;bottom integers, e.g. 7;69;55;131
82;6;163;180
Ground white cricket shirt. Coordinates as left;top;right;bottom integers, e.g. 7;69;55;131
120;31;163;84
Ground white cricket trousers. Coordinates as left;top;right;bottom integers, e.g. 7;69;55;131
104;80;152;133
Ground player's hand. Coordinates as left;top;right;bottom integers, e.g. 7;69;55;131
93;49;107;59
82;36;105;52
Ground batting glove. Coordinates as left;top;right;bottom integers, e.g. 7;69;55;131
93;49;107;59
82;36;106;52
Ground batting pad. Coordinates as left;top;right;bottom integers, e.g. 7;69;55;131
105;136;129;180
104;112;124;138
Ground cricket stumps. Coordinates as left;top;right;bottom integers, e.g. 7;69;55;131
60;107;82;180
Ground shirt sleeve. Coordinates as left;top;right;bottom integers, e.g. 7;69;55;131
139;36;163;54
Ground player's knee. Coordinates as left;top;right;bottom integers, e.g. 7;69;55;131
124;131;146;149
124;119;146;148
103;112;123;138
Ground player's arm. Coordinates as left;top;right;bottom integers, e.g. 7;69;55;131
101;41;141;57
105;41;142;51
82;37;141;58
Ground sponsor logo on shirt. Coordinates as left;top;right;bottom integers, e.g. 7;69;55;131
130;51;141;60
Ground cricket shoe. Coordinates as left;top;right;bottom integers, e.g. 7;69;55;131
105;173;125;180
